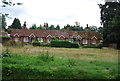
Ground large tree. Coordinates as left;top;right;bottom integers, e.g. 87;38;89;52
11;18;22;29
99;2;120;49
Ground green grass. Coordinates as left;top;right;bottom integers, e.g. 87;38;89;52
1;45;119;79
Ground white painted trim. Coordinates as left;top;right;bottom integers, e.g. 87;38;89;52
46;34;52;38
59;35;65;38
13;33;20;37
82;39;88;44
91;36;97;39
24;37;29;42
76;35;82;39
29;33;36;37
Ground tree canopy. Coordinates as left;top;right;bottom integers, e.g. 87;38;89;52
98;2;120;49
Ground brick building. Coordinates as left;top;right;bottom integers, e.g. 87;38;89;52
10;24;102;46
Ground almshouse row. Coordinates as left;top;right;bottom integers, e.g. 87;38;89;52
10;24;102;46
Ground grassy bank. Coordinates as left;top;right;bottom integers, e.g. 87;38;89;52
2;45;119;79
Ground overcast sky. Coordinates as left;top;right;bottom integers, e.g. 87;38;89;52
2;0;105;28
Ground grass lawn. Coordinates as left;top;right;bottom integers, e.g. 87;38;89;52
1;45;119;79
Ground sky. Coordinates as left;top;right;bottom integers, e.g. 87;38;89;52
2;0;105;28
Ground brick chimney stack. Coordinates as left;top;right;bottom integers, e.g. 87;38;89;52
23;21;28;29
43;23;47;30
85;24;89;32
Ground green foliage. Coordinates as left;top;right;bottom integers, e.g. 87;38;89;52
82;44;103;48
82;44;91;48
2;48;11;58
98;2;120;48
41;43;50;47
22;43;28;45
97;43;103;48
0;35;10;38
51;40;79;48
3;40;22;47
2;52;118;79
11;18;22;29
37;51;54;62
32;41;41;46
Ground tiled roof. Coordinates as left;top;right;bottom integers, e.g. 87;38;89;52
10;29;102;39
0;30;8;36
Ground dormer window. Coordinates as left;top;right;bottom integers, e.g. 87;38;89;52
83;39;88;44
15;38;19;42
24;37;28;42
92;40;96;44
38;37;43;42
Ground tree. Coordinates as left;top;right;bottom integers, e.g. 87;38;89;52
55;24;60;30
1;0;22;31
49;25;55;30
99;2;120;49
89;26;98;32
2;0;22;7
37;24;43;30
75;21;80;27
29;24;37;29
11;18;22;29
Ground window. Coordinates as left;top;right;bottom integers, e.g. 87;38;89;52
15;38;19;42
48;39;51;43
92;40;96;44
24;37;28;42
83;39;88;44
38;37;43;42
69;39;74;43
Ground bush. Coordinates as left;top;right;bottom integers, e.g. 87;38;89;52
82;44;91;48
97;43;103;48
32;41;41;46
0;36;10;38
51;40;79;48
41;43;50;47
22;43;28;45
70;42;79;48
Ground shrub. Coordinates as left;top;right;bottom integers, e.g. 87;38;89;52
2;48;11;58
22;43;28;45
51;40;79;48
0;36;10;38
32;41;41;46
70;42;79;48
82;44;91;48
41;43;50;47
97;43;103;48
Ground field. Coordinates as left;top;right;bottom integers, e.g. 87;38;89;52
1;45;119;79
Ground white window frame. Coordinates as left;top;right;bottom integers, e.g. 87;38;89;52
15;38;19;42
24;37;28;42
48;39;51;43
83;39;88;44
38;37;43;42
92;40;96;44
69;38;74;43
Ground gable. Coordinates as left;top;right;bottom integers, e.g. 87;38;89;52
13;33;19;37
91;36;97;39
29;33;36;37
59;35;65;38
46;34;52;38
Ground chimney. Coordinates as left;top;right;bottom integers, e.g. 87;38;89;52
85;24;89;32
43;23;46;30
66;24;70;31
23;21;28;29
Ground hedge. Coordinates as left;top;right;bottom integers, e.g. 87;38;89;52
51;40;79;48
0;36;10;38
32;41;41;46
82;43;103;48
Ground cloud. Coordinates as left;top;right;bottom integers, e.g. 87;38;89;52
4;0;103;28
